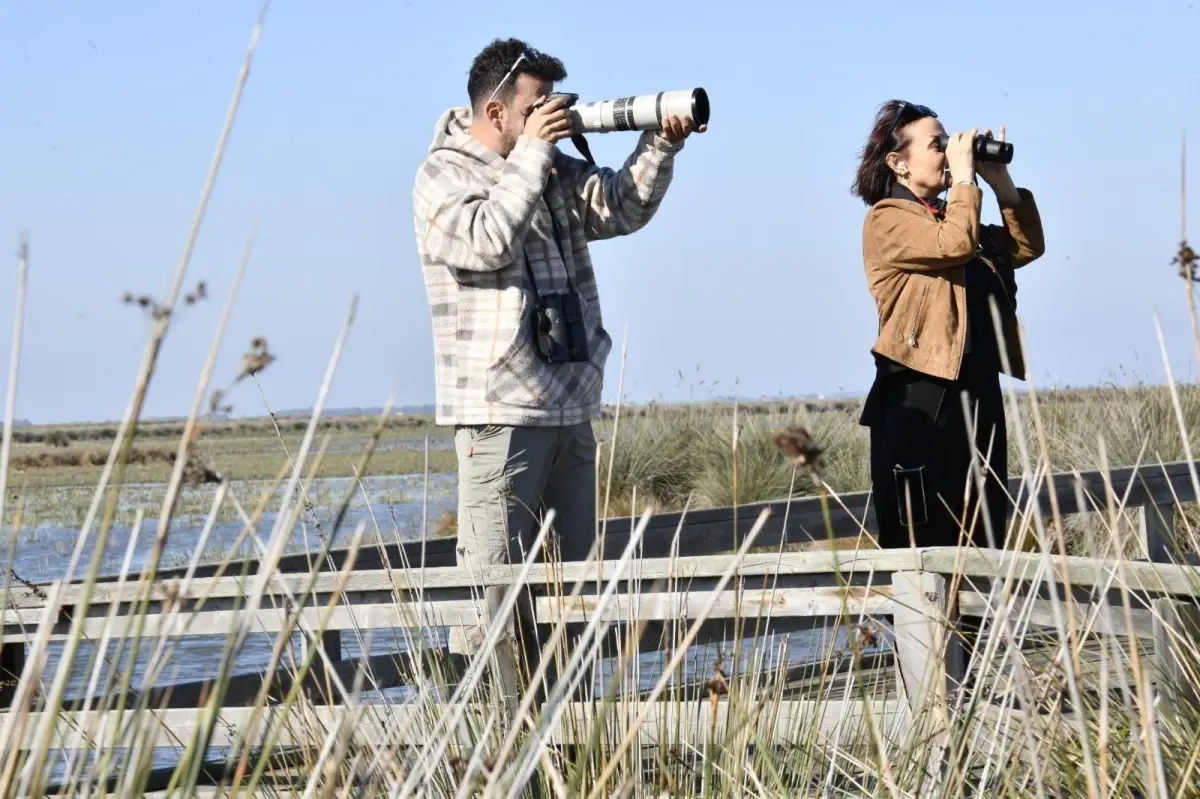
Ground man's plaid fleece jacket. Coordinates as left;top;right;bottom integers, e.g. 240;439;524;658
412;105;683;427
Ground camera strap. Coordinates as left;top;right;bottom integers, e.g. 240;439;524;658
521;199;580;298
569;133;596;166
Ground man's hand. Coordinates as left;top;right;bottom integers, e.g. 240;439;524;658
524;95;575;144
660;114;707;144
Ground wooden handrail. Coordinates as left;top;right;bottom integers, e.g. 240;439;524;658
10;546;1200;615
3;458;1199;721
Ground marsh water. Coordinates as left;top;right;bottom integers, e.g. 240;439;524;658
6;469;882;780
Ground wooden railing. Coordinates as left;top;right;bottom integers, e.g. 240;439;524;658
2;460;1199;787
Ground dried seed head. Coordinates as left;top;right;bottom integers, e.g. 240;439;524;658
120;292;134;304
135;295;152;308
195;280;207;298
1175;239;1199;282
161;579;180;611
852;620;878;651
705;652;729;698
775;426;824;470
250;336;267;352
239;351;275;380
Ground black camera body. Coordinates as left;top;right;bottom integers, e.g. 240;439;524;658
936;133;1014;165
532;291;590;364
533;91;579;110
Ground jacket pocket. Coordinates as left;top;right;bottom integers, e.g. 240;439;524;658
482;292;611;410
904;282;930;349
482;290;553;409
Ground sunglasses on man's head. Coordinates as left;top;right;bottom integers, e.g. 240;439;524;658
883;101;937;148
486;47;544;105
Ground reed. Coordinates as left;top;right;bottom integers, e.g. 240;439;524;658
2;8;1200;797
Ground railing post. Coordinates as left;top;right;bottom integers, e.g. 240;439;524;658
1152;597;1200;717
1139;500;1200;723
1138;500;1177;563
891;570;957;729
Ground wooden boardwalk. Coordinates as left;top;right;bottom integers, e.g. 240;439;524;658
2;459;1199;792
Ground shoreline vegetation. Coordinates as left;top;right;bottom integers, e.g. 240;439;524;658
6;382;1197;496
4;382;1195;488
7;381;1200;544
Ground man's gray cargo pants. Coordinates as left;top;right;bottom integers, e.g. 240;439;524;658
449;421;598;703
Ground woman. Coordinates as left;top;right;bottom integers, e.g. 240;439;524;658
852;100;1045;551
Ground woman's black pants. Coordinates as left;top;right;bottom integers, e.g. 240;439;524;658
864;356;1009;551
863;355;1010;686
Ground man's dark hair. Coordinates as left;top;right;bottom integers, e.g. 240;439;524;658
467;38;567;111
851;99;937;206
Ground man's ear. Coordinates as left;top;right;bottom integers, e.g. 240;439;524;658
481;98;505;129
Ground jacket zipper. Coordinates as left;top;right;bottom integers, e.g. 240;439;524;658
907;284;929;348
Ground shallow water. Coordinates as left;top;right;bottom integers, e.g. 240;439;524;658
9;472;458;582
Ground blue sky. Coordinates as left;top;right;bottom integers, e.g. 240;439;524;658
1;1;1198;424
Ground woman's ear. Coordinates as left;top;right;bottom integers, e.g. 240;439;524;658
884;151;906;178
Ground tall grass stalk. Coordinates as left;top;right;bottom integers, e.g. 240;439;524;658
6;12;1200;799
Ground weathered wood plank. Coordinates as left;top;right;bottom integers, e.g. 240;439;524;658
23;545;1200;623
891;570;954;781
1139;501;1178;563
536;586;894;624
1152;597;1200;717
2;607;43;626
23;551;923;611
125;649;465;709
2;602;482;643
0;699;903;750
957;590;1158;638
922;549;1200;598
118;537;460;582
892;571;954;718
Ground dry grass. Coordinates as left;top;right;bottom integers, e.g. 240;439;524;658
4;434;457;488
3;8;1200;797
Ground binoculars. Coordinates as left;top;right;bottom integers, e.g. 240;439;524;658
936;133;1014;164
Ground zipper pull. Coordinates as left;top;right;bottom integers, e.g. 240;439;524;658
908;330;918;348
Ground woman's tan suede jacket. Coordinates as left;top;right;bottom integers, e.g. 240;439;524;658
862;182;1046;381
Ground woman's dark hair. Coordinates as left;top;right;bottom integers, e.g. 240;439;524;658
851;99;938;206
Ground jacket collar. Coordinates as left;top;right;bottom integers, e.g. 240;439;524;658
889;181;946;218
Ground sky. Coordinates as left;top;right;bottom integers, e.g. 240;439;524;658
1;1;1199;424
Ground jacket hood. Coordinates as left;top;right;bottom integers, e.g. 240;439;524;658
427;105;506;169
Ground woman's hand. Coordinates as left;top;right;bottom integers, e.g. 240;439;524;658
976;126;1021;204
945;127;977;186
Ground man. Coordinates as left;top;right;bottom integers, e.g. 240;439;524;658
412;37;704;698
